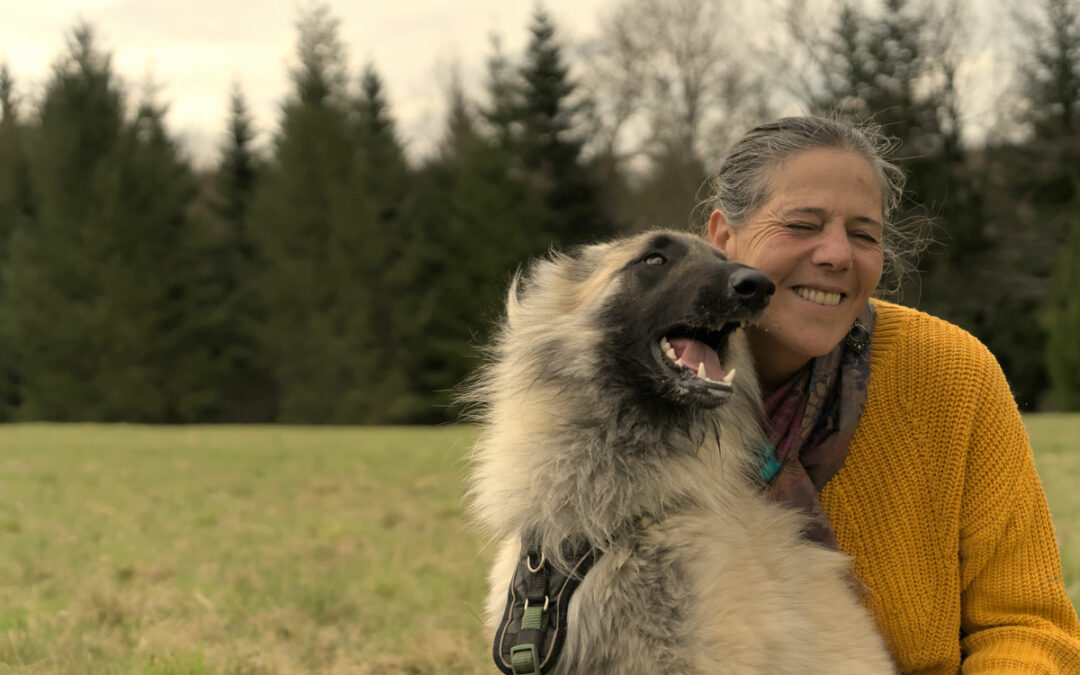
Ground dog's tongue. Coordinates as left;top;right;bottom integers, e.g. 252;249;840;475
669;338;726;380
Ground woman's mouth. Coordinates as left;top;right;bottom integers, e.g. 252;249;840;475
794;286;845;306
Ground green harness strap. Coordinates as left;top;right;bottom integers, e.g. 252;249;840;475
509;600;547;674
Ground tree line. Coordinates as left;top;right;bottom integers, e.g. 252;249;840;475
0;0;1078;423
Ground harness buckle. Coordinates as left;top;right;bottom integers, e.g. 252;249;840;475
509;643;540;674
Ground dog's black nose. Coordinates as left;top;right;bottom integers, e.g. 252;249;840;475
729;268;775;310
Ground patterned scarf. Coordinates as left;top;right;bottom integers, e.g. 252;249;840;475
760;302;875;548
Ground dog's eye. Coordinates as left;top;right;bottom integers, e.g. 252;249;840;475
643;253;667;266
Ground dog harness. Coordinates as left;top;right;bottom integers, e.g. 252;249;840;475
492;541;599;674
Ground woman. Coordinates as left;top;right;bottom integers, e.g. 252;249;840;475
704;116;1080;673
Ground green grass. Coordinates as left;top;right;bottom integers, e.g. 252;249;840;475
1027;414;1080;609
0;418;1076;673
0;425;488;674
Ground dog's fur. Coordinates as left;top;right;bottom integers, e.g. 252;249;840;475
465;230;894;674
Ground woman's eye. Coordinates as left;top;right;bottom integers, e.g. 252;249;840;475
643;253;667;265
786;222;815;231
852;232;880;244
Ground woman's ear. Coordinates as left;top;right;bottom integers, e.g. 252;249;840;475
708;210;734;256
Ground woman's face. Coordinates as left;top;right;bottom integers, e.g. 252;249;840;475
708;148;884;390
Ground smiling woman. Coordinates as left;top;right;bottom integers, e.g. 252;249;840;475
708;148;884;389
700;116;1080;672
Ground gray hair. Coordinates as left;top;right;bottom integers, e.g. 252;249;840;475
700;115;927;298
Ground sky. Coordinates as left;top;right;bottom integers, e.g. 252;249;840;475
1;1;1020;168
1;0;619;167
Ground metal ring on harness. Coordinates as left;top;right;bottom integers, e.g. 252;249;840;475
526;551;545;573
523;595;550;612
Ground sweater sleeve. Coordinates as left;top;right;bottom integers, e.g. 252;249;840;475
956;345;1080;673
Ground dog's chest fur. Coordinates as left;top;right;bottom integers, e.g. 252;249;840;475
561;517;695;673
488;490;894;675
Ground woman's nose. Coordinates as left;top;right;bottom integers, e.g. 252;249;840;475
810;224;853;270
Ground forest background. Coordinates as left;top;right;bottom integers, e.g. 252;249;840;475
2;0;1080;424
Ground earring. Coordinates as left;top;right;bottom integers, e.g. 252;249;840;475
844;320;870;354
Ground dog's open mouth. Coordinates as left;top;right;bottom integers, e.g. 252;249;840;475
654;321;743;395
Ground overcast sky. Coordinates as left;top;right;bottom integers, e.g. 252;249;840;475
1;1;1019;168
1;0;618;166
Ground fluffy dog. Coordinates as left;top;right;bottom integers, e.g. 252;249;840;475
465;230;894;674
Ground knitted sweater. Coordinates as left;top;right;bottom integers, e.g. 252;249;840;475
820;300;1080;673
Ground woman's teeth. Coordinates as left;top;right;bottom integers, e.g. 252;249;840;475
796;287;843;306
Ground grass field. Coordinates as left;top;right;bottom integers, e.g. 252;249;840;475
0;419;1076;674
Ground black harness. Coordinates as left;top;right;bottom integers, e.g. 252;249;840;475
492;541;600;674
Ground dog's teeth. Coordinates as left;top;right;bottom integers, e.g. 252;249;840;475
697;362;707;379
675;358;685;368
660;337;679;362
722;368;736;385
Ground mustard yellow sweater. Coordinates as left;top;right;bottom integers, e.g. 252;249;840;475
821;300;1080;673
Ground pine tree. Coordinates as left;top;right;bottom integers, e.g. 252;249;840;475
217;83;259;242
0;62;15;121
5;25;128;420
6;26;206;420
0;64;34;232
248;3;369;423
517;6;613;246
411;73;548;420
1021;0;1080;140
979;0;1080;407
481;35;522;154
100;96;212;421
347;64;420;421
0;62;33;419
201;82;274;421
1046;199;1080;409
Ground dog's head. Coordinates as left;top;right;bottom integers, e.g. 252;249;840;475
466;230;774;548
497;230;773;413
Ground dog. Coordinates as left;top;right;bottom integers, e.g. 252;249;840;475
465;230;894;674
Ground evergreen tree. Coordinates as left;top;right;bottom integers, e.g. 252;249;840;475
248;3;373;423
6;26;206;420
5;25;127;420
202;82;274;421
0;62;15;121
984;0;1080;407
1021;0;1080;140
517;6;613;245
815;1;962;158
102;96;214;421
0;62;33;419
217;83;259;241
348;64;420;421
1046;199;1080;409
411;72;548;420
481;35;522;154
